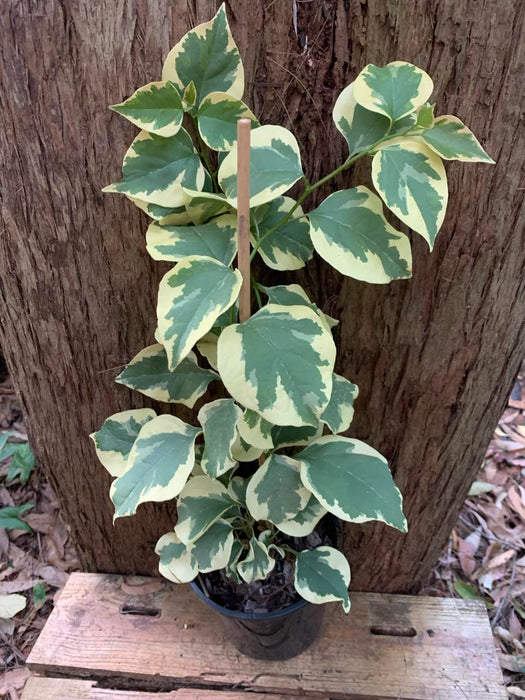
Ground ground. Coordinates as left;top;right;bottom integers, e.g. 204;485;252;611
1;368;524;698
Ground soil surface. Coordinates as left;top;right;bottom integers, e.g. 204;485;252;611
198;519;337;614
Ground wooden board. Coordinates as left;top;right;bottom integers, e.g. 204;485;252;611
21;677;306;699
26;572;505;700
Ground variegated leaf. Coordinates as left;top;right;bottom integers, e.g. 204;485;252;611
198;398;242;478
110;81;184;137
198;91;258;151
230;434;263;462
219;125;303;208
353;62;433;122
276;494;327;537
309;186;412;283
225;539;244;583
103;129;205;208
155;531;197;583
115;345;217;407
237;409;273;450
162;4;244;104
157;256;242;370
333;82;390;156
262;284;338;330
372;138;448;249
191;443;205;476
228;476;248;505
196;331;219;370
422;116;494;163
218;304;335;427
183;188;230;225
295;546;351;612
321;373;359;434
237;534;275;583
271;422;323;450
175;475;235;543
128;197;191;224
416;103;435;129
246;453;310;523
182;81;197;111
298;435;407;532
111;415;201;519
146;213;238;265
90;409;156;477
191;519;234;573
252;197;313;271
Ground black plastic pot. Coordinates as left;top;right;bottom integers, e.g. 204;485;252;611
190;516;341;660
191;580;325;659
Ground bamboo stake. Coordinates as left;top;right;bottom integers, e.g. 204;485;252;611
236;118;251;323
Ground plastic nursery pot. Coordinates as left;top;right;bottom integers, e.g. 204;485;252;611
190;516;341;660
191;578;325;660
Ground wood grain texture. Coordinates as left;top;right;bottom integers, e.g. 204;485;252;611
0;0;524;590
26;573;505;700
21;677;310;700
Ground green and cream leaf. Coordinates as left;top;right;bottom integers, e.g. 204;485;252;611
354;61;433;122
111;415;201;519
111;81;184;137
295;546;351;612
333;82;390;156
128;197;191;224
116;345;217;407
237;409;273;450
422;116;494;163
298;435;407;532
146;213;238;265
271;423;323;450
103;129;205;207
157;256;242;370
90;409;156;477
219;125;303;208
175;475;235;544
198;399;241;478
321;373;359;434
309;186;412;283
237;535;275;584
196;331;219;370
372;138;448;249
252;197;313;271
230;435;264;462
183;189;230;225
162;4;244;104
246;453;310;523
217;304;335;427
191;519;234;573
155;532;197;583
198;92;258;151
262;284;338;330
276;494;327;537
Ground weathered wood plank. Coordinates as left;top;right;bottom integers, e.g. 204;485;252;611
26;573;505;700
21;676;310;700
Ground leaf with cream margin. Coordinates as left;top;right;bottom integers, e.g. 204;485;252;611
276;495;327;537
333;81;390;156
198;398;241;478
295;546;351;612
156;255;242;371
321;373;359;434
155;531;197;583
103;129;205;208
90;409;156;477
298;436;407;532
237;409;273;450
162;4;244;104
246;453;310;523
116;345;217;407
175;475;235;544
219;125;303;208
372;138;448;249
217;304;335;427
422;115;494;163
110;81;184;137
110;415;201;519
198;91;258;151
237;534;275;583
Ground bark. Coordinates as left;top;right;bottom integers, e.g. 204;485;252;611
0;0;524;590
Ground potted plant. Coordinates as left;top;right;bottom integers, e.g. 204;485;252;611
91;4;493;660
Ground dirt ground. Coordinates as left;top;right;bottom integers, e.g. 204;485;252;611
1;368;525;698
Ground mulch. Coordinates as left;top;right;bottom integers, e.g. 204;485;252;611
1;368;525;698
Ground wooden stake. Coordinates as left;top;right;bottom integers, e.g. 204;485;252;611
236;118;251;323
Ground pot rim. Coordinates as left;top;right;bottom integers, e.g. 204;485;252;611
190;578;310;621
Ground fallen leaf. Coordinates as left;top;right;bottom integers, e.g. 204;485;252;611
0;667;30;696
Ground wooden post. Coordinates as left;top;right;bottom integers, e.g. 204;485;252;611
236;119;251;323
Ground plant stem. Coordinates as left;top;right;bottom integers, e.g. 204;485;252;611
251;272;263;309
